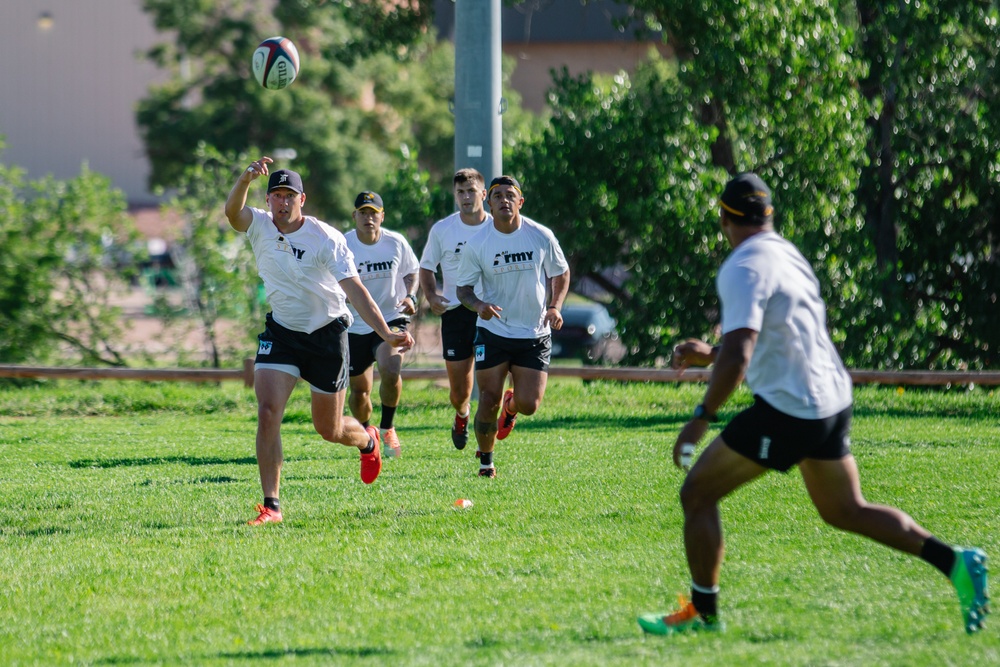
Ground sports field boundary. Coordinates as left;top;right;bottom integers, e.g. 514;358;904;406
1;362;998;387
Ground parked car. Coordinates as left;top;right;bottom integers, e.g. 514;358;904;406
551;303;625;364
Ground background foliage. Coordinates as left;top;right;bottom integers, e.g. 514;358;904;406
0;143;140;367
3;1;998;370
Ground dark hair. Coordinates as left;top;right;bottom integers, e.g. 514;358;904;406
453;168;485;188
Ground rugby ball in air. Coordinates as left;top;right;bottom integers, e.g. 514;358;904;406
252;37;300;90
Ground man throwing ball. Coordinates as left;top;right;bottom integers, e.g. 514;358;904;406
225;157;413;526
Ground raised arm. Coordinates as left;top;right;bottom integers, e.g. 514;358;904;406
225;157;272;232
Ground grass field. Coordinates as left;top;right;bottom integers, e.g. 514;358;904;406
0;379;997;666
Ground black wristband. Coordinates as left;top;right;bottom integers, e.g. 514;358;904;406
406;293;417;304
546;305;558;310
692;404;719;423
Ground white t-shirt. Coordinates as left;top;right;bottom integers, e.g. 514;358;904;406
345;228;420;334
419;211;492;309
717;231;853;419
244;207;357;334
455;216;569;339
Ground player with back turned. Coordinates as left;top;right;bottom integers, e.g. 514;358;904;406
637;172;989;636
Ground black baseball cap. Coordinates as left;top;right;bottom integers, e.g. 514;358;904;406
354;191;384;211
267;169;304;194
488;175;522;196
720;172;773;222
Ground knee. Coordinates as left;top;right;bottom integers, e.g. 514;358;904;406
257;401;283;428
515;397;541;416
679;478;714;518
816;501;864;531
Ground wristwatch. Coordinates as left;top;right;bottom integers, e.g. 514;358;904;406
406;293;418;304
692;404;719;423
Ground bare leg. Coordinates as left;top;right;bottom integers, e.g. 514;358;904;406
445;357;475;415
253;369;299;499
680;438;768;587
473;363;509;454
799;455;930;555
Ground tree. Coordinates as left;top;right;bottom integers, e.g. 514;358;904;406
0;144;141;366
511;1;868;365
138;0;456;224
513;0;998;369
152;144;266;367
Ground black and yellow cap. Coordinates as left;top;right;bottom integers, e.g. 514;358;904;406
720;172;774;222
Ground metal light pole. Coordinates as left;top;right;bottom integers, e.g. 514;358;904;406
453;0;503;183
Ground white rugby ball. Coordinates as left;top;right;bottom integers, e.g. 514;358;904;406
252;37;300;90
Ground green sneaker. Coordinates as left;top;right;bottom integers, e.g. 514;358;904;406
637;595;723;636
950;547;990;634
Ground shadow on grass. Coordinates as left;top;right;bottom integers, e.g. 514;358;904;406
95;646;394;664
69;455;259;469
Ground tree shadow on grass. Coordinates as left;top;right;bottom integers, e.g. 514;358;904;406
69;455;259;469
94;646;394;664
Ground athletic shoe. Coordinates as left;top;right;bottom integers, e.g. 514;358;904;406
248;504;282;526
496;388;517;440
381;427;402;459
951;547;990;633
452;413;469;450
360;426;382;484
478;466;496;478
637;595;723;635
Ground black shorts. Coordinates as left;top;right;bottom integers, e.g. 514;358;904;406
255;313;350;393
348;318;409;376
721;396;853;472
440;306;480;362
473;326;551;372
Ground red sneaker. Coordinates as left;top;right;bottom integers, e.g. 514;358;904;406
452;413;469;450
360;426;382;484
496;388;517;440
248;503;283;526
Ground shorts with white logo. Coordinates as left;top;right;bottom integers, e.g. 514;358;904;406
473;326;551;372
348;318;409;376
255;313;350;393
440;306;479;362
721;396;852;472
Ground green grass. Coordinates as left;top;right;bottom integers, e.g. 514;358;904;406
0;380;997;665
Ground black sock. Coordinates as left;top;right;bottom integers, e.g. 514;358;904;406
920;536;957;577
691;587;718;620
380;405;396;431
479;451;493;466
264;497;280;511
360;437;375;455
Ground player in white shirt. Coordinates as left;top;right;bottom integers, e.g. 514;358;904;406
345;191;420;458
418;168;492;449
225;158;413;526
638;173;988;636
456;176;570;478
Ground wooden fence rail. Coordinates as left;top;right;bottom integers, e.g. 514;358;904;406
0;363;998;387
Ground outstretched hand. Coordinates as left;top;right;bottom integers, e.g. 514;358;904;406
244;157;273;181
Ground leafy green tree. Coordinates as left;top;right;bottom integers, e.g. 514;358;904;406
853;0;1000;369
0;145;140;366
514;0;998;369
138;0;456;223
152;144;266;367
511;1;867;364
